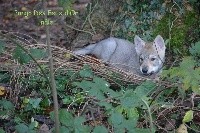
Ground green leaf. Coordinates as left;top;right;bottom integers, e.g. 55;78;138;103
0;73;10;82
30;48;47;59
13;47;46;64
60;126;70;133
79;65;93;78
108;111;140;132
189;41;200;56
62;97;72;104
93;77;110;90
125;18;133;28
115;105;124;113
134;128;151;133
98;101;113;110
73;77;110;100
29;98;42;109
58;109;74;127
0;99;14;110
129;25;137;33
163;57;200;94
74;116;91;133
40;97;51;108
113;128;125;133
0;128;5;133
134;80;156;98
28;122;37;130
74;116;86;126
0;40;5;54
126;108;139;118
13;46;31;64
104;87;120;97
15;124;29;133
93;125;108;133
14;117;23;124
180;57;195;70
109;112;124;126
73;80;92;91
88;87;105;100
120;90;141;108
0;110;9;120
122;118;139;131
183;110;193;123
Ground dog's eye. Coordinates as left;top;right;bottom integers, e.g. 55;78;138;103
151;58;156;61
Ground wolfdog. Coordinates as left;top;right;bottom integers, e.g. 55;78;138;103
73;35;166;78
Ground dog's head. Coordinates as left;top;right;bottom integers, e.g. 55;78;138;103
134;35;166;76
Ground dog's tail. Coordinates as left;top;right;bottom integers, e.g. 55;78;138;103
73;44;96;55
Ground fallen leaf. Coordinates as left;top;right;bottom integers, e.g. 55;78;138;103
0;86;6;96
177;123;188;133
38;124;50;133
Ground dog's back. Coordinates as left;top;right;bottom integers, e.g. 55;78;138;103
74;35;166;78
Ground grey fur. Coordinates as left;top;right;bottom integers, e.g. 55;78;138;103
74;35;166;78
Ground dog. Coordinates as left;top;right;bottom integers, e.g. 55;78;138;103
73;35;166;78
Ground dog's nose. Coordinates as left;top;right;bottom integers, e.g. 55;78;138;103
142;67;148;74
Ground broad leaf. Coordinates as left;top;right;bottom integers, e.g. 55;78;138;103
60;126;70;133
134;80;156;98
30;48;47;59
183;110;193;123
0;128;5;133
58;109;74;127
74;116;91;133
109;112;124;126
93;77;110;90
93;125;108;133
79;65;93;78
13;46;31;64
13;47;47;64
0;99;14;110
29;98;42;109
15;124;29;133
73;80;92;91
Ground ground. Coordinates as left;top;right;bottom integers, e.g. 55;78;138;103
0;0;200;133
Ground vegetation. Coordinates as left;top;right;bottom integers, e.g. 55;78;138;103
0;0;200;133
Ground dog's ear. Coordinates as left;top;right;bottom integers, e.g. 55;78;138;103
134;35;145;55
153;35;166;59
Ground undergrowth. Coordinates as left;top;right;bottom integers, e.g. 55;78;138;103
0;37;200;132
0;0;200;133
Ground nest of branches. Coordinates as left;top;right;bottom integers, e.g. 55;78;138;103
2;31;200;133
0;30;179;108
0;30;176;85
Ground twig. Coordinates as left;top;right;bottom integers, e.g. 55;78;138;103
142;99;154;133
65;24;94;35
87;2;97;34
110;20;116;36
185;123;200;133
43;0;60;132
82;0;98;30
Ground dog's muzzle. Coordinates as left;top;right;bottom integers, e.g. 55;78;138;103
141;67;155;76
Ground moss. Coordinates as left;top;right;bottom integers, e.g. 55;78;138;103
153;13;173;39
171;25;187;52
184;11;197;27
153;11;199;54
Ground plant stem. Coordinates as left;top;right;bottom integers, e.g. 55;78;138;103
43;1;60;132
142;99;154;133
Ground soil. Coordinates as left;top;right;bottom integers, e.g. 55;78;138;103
0;0;122;50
